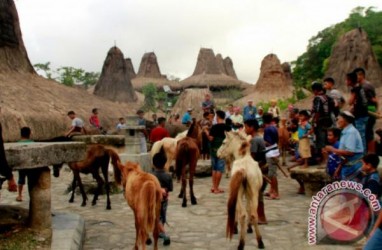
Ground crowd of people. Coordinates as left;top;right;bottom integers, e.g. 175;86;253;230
1;67;382;248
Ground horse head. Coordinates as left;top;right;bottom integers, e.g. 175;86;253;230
186;119;203;150
217;131;252;160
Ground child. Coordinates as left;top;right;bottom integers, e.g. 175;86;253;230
324;127;342;180
152;148;172;246
16;127;34;202
360;154;381;198
297;110;312;169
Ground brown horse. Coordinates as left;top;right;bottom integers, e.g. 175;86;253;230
53;145;121;210
115;161;162;250
175;119;202;207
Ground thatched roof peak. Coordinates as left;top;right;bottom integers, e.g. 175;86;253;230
325;28;382;90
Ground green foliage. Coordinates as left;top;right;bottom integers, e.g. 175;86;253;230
33;62;100;87
292;6;382;89
141;83;157;112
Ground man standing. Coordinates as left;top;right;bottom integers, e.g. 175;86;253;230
354;68;379;153
0;107;17;199
137;110;148;153
205;110;230;194
323;77;344;117
311;82;334;163
243;100;257;121
347;72;368;153
150;117;170;143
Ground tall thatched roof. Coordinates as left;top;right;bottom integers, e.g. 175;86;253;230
94;46;137;102
237;54;295;106
325;28;382;90
125;58;136;79
181;48;250;90
0;0;35;74
0;1;142;141
171;88;212;119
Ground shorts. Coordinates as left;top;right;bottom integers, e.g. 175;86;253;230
160;200;168;224
18;170;27;185
211;156;225;173
298;138;311;159
266;157;278;177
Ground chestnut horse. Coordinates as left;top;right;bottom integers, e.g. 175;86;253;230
175;119;202;207
217;131;264;249
53;145;121;210
115;161;162;250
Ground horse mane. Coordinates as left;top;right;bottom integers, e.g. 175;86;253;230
186;119;197;137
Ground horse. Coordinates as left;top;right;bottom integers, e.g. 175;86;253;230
115;161;162;250
217;131;265;249
150;130;187;173
53;145;121;210
278;118;290;166
175;119;202;207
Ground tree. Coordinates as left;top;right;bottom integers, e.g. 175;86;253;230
292;6;382;89
33;62;53;79
141;83;157;112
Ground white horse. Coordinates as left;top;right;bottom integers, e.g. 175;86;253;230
150;130;187;172
217;131;264;250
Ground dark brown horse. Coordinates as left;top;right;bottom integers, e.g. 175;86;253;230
53;145;121;210
175;119;202;207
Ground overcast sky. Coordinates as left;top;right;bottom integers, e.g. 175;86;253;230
15;0;382;84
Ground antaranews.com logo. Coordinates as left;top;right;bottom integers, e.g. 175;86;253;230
308;180;381;245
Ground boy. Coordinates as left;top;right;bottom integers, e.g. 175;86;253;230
263;113;280;199
359;154;381;198
152;148;173;246
116;117;127;130
244;119;267;224
297;110;312;169
324;127;342;180
16;127;34;202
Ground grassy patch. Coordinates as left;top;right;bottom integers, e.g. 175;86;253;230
0;225;50;250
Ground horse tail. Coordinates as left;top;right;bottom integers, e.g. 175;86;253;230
227;169;246;239
151;140;164;157
140;181;159;234
106;148;122;185
175;141;188;179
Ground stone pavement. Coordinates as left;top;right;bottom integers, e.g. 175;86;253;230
2;166;364;250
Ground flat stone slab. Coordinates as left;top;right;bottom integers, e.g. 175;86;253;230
52;213;85;250
290;166;331;182
195;159;211;176
5;142;86;170
71;135;125;146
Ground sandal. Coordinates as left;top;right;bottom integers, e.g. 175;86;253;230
16;197;22;202
214;189;224;194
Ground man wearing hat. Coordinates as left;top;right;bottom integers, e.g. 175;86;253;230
243;100;257;122
181;108;193;126
324;111;363;180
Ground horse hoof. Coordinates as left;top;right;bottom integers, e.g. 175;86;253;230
182;203;187;208
146;238;152;245
106;206;111;210
247;226;253;234
258;239;265;249
81;203;86;207
68;199;74;203
191;199;197;205
238;239;245;250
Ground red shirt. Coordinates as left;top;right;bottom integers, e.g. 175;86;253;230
89;115;100;128
150;127;170;143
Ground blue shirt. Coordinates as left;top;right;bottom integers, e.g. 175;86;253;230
181;112;192;124
264;125;278;145
297;122;311;139
243;105;257;121
339;124;364;180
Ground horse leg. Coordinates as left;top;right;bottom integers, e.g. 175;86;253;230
153;211;160;250
69;170;78;203
181;164;187;207
92;172;104;207
134;213;140;250
101;160;111;210
237;193;246;250
52;163;63;178
189;158;197;205
76;172;87;207
247;189;264;249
